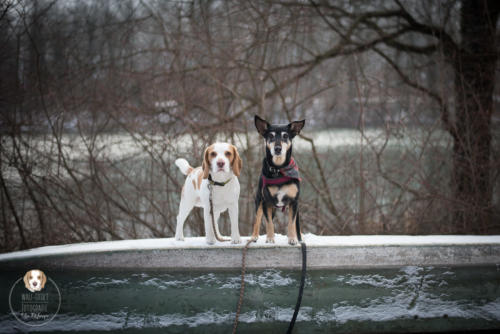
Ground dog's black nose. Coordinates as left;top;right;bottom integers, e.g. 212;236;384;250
33;282;38;286
274;146;282;154
217;161;225;168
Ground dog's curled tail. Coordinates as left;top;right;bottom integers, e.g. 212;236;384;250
175;158;193;175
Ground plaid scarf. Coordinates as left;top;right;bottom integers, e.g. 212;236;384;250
262;158;301;186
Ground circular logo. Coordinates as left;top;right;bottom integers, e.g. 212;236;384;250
9;270;61;326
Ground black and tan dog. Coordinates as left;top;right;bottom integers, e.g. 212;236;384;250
251;115;305;245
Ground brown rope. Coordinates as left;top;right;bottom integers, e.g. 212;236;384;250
232;239;253;334
208;183;230;242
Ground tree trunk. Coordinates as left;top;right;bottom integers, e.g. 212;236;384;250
452;0;499;232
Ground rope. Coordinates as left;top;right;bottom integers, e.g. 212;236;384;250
232;239;253;334
286;241;306;334
208;183;230;242
232;211;307;334
287;210;307;334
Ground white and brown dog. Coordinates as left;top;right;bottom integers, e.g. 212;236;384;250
175;142;242;244
23;269;47;292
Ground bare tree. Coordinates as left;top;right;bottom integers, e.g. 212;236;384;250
0;0;498;252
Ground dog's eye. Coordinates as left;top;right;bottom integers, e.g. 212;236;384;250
210;152;217;158
282;133;289;140
269;133;275;139
225;151;231;157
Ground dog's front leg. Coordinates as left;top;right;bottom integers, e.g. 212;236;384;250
264;206;275;243
228;203;241;244
251;203;264;241
203;206;216;245
287;202;298;245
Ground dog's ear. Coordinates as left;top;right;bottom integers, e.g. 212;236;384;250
230;145;242;177
255;115;269;137
23;271;30;289
40;270;47;289
202;146;211;179
289;119;305;137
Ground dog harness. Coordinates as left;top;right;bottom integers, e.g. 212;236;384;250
262;158;301;187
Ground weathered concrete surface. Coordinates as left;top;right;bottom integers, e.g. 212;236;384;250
1;235;499;270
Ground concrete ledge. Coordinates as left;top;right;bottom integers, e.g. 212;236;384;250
1;234;500;270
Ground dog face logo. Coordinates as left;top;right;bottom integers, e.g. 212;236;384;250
9;269;61;327
23;269;47;293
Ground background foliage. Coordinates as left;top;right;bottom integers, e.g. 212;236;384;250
1;0;499;252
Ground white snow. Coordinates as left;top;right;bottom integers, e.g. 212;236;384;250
1;234;499;262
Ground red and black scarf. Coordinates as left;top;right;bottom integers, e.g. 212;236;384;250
262;158;301;186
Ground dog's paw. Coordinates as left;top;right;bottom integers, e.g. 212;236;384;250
205;238;216;245
231;237;242;244
288;238;298;246
250;235;259;242
266;237;275;243
175;236;184;241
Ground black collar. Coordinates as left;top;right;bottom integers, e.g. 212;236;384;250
208;174;232;187
267;165;281;176
264;159;285;178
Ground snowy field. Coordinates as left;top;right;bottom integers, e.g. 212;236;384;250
2;128;452;162
0;127;474;241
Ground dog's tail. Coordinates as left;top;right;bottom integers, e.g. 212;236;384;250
175;158;193;175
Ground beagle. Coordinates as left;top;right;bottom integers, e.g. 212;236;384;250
23;269;47;293
175;142;242;244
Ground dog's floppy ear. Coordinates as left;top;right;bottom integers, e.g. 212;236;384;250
230;145;242;177
23;271;31;289
255;115;269;137
202;146;211;179
40;270;47;289
289;119;305;137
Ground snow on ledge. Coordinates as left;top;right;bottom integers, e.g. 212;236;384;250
1;234;499;262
